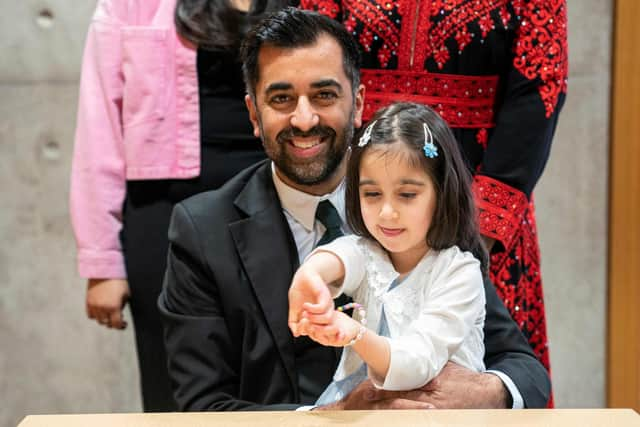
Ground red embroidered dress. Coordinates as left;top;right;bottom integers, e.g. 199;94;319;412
300;0;568;384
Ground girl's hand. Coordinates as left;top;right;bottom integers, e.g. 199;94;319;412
86;278;130;329
307;311;362;347
288;265;333;337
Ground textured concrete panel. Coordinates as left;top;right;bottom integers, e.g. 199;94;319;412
537;75;609;408
0;1;97;82
535;1;612;408
0;83;140;427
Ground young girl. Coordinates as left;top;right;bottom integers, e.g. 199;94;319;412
288;102;489;404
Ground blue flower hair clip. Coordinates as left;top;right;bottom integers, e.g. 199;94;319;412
358;120;377;147
422;123;438;158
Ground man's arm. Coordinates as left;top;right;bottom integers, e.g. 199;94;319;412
159;203;298;411
481;274;551;408
317;362;506;410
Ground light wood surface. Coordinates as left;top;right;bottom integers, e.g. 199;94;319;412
608;0;640;411
16;409;640;427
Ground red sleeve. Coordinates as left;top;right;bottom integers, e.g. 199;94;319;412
475;0;568;250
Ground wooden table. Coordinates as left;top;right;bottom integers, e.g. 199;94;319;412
16;409;640;426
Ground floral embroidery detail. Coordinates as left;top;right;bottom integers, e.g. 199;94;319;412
478;13;494;37
344;0;401;56
433;47;450;69
299;0;341;18
472;175;529;253
359;29;375;52
455;29;473;54
426;0;510;69
489;198;550;374
344;14;357;33
303;0;568;117
377;44;392;68
511;0;569;117
499;5;511;27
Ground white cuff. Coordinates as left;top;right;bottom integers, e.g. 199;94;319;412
296;405;317;411
486;370;524;409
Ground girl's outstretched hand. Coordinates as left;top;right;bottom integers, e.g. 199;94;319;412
306;310;361;347
288;265;333;337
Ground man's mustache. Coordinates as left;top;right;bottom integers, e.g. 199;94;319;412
276;126;335;142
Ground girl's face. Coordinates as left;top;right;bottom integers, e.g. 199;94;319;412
358;143;437;274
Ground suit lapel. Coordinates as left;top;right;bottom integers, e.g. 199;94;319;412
229;162;300;397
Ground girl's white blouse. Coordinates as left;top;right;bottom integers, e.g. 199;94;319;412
311;235;486;391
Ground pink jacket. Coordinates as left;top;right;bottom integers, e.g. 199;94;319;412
70;0;200;279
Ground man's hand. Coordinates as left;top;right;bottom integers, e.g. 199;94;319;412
86;278;130;330
363;362;510;409
315;380;434;410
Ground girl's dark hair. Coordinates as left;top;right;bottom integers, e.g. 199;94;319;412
345;102;489;273
175;0;291;51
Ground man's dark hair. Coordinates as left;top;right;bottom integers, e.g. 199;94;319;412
345;102;489;273
240;6;361;98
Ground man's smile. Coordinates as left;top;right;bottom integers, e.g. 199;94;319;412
285;137;327;158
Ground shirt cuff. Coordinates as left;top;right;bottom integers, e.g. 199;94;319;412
296;405;317;411
486;370;524;409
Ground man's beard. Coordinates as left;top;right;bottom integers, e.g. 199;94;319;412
259;110;354;186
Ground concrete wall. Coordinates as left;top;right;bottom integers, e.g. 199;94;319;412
0;3;141;427
0;1;611;426
536;0;612;407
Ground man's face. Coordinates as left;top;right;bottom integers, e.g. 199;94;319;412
246;34;365;194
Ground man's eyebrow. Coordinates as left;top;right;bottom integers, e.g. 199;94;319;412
264;82;293;96
311;79;343;92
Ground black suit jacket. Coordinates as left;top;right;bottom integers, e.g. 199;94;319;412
159;160;550;411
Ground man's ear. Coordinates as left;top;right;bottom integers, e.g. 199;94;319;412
245;94;261;138
353;83;366;129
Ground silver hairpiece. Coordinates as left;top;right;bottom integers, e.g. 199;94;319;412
422;123;438;158
357;120;377;147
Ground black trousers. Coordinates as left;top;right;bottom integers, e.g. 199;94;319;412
121;142;265;411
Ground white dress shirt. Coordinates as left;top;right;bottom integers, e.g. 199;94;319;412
271;164;348;264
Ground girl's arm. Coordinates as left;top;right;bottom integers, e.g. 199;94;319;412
288;236;367;336
380;250;485;391
71;0;127;280
306;310;392;383
71;1;130;330
288;251;345;336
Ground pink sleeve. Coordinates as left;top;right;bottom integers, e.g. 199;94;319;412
70;0;127;279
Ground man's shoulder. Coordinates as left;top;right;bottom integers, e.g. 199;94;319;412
178;160;271;221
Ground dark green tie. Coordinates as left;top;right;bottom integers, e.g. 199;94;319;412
315;200;343;246
315;200;351;313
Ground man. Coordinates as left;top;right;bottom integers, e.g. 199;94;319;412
159;7;550;411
